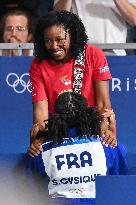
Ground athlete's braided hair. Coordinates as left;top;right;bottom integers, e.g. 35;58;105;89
34;10;88;62
40;92;102;144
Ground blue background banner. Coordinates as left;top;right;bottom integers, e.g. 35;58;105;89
0;57;33;153
96;175;136;205
0;56;136;153
108;56;136;153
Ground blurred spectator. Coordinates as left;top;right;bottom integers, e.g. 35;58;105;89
0;10;34;56
19;0;54;20
114;0;136;55
0;0;54;21
54;0;136;55
114;0;136;26
126;23;136;54
0;1;54;56
0;0;19;20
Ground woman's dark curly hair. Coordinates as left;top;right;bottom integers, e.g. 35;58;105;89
37;92;102;144
34;10;88;62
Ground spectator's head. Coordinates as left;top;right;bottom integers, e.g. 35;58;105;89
34;10;88;63
0;10;33;43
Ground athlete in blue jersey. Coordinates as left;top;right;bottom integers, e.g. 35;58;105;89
27;92;128;205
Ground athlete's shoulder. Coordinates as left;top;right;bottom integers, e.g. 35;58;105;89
103;144;128;175
103;144;127;157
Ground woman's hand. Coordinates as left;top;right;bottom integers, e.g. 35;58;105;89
30;123;45;143
102;129;117;148
27;123;45;157
27;138;43;157
101;109;117;148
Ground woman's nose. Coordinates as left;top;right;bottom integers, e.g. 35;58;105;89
50;40;59;49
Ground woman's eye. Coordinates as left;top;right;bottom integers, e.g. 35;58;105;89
45;39;51;43
57;39;65;44
44;38;66;45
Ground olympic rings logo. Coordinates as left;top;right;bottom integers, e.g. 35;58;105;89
6;73;31;93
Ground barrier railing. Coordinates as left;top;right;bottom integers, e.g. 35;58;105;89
0;43;34;50
0;43;136;55
0;43;34;56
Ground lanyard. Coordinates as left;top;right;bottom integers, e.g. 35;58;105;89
73;49;85;94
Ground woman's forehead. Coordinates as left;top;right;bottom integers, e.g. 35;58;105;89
44;24;68;36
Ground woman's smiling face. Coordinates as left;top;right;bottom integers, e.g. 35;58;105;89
43;25;71;63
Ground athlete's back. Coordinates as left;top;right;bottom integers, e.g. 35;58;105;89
27;92;128;204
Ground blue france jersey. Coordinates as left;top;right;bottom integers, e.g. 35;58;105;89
42;137;107;198
27;130;128;204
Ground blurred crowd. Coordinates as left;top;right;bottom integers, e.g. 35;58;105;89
0;0;136;56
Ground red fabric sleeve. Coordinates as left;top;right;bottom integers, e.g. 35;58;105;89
91;47;112;81
29;59;48;103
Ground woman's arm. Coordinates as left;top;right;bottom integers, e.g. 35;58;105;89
31;100;48;143
33;100;48;126
94;80;117;147
28;100;48;157
94;80;111;113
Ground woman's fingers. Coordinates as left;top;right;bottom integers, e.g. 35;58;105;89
102;109;116;132
27;139;43;157
30;123;45;143
102;130;117;148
